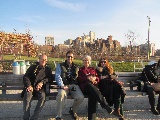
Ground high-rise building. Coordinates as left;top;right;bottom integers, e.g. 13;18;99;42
64;39;73;45
45;36;54;46
150;43;155;56
139;43;155;56
89;31;95;43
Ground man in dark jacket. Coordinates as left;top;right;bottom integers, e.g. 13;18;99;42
23;54;53;120
141;61;160;115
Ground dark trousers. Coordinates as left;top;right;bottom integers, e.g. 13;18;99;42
99;82;124;115
145;84;160;108
84;83;111;120
112;85;123;109
23;91;46;120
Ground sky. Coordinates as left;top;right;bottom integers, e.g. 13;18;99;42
0;0;160;49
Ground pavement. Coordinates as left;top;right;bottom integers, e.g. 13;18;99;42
0;91;160;120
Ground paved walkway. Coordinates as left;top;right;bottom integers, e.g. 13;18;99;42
0;91;160;120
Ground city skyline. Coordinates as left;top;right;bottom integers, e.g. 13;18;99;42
0;0;160;49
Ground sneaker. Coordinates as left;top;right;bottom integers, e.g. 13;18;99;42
69;107;79;120
56;117;62;120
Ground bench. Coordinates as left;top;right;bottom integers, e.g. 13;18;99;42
116;72;145;95
0;73;58;101
0;72;143;101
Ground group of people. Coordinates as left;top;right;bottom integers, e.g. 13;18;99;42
22;51;126;120
24;50;160;120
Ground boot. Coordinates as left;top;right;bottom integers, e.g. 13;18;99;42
100;97;113;114
113;108;123;117
157;94;160;113
69;107;79;120
156;106;160;113
120;105;124;116
151;107;159;115
103;104;113;114
90;113;97;120
119;116;125;120
148;95;159;115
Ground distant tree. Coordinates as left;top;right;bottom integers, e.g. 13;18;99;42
125;30;139;49
124;30;142;61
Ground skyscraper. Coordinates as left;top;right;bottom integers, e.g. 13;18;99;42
45;36;54;46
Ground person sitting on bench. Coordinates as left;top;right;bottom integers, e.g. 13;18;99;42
77;55;114;120
55;50;84;120
96;57;126;120
141;60;160;115
22;54;53;120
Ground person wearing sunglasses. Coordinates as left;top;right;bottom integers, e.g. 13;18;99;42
77;55;115;120
23;54;53;120
96;57;126;120
55;50;84;120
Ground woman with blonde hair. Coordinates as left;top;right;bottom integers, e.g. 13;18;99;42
96;57;126;119
77;55;115;120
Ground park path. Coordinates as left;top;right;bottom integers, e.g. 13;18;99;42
0;91;160;120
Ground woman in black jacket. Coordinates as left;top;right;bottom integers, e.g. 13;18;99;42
96;57;126;119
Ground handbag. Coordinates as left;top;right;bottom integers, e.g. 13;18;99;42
151;83;160;91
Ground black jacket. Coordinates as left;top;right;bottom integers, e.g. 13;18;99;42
141;63;158;83
23;63;53;92
59;60;79;85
